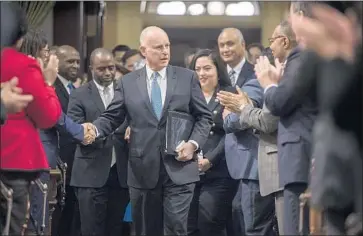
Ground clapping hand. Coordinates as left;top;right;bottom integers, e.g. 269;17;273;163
217;86;252;113
175;141;196;162
82;123;96;145
254;56;283;88
1;77;34;114
42;55;59;86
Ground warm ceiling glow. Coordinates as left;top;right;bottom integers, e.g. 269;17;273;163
225;1;255;16
207;1;225;16
157;1;186;15
188;3;205;16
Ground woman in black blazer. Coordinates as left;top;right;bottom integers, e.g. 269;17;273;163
187;49;237;236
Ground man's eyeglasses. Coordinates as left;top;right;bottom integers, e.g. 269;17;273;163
268;35;286;44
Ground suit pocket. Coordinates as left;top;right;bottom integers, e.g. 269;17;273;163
265;146;278;154
279;132;300;146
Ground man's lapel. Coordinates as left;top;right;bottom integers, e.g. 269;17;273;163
136;67;158;120
236;62;253;87
160;65;177;120
89;80;105;113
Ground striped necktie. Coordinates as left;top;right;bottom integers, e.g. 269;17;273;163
229;70;237;86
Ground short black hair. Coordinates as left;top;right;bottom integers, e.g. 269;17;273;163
121;49;141;65
184;48;199;67
1;2;28;48
115;64;130;75
247;43;264;53
189;49;231;88
112;44;130;55
19;28;48;57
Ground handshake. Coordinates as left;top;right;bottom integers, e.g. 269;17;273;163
81;123;97;145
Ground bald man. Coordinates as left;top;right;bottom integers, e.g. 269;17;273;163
67;48;129;236
84;26;212;236
50;45;81;236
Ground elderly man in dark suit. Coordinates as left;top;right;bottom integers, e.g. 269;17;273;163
83;26;213;236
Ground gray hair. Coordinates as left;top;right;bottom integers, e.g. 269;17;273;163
279;20;297;47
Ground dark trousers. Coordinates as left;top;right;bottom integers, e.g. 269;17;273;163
130;164;195;236
283;183;309;235
51;185;81;236
27;172;50;233
226;179;245;236
227;180;275;236
0;171;38;236
188;177;236;236
75;165;130;236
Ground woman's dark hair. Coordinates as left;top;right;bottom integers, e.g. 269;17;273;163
261;47;275;66
189;49;231;87
115;64;130;75
112;44;130;55
121;49;141;65
19;28;48;57
1;2;28;48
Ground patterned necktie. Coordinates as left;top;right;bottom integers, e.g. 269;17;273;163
103;86;112;108
67;82;75;94
151;72;162;120
229;70;237;86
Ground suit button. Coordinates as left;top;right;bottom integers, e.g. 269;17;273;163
213;110;217;115
212;123;215;127
209;131;214;135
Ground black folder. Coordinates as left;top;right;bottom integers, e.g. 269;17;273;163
165;111;195;155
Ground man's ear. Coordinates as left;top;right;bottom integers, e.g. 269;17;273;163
139;45;146;58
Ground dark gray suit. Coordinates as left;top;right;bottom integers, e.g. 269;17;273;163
67;80;129;236
264;47;318;235
93;65;212;236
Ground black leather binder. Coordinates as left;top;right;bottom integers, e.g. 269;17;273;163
165;110;195;155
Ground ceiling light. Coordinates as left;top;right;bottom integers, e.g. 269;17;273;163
225;1;255;16
188;3;205;16
157;1;186;15
207;1;225;16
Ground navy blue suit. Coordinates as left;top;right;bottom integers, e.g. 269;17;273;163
264;47;318;235
28;112;83;233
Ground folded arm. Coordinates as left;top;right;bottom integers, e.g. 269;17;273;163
22;63;62;129
239;104;279;134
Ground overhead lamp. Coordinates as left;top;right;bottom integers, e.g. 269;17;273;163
188;3;205;16
225;1;255;16
207;1;225;16
156;1;186;15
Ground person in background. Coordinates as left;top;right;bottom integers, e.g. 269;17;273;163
0;3;62;234
112;44;130;66
187;49;237;236
19;28;89;234
120;49;143;72
261;47;275;66
246;43;264;64
184;48;199;68
115;64;130;80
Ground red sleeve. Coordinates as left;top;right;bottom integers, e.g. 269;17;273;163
21;63;62;129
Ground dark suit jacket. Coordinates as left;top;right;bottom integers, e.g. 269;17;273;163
0;97;6;125
54;77;77;182
264;47;318;187
93;65;213;189
235;60;255;88
202;85;235;179
67;80;127;188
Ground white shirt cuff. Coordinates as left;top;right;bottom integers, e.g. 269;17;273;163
264;84;278;94
188;140;199;150
94;125;100;137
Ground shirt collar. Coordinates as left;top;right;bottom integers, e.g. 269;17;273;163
58;74;70;88
145;65;167;81
227;57;246;76
93;79;113;92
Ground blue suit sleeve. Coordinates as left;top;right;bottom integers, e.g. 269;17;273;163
56;112;84;142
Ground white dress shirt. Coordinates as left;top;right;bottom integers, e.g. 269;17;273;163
93;80;116;167
58;74;72;94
